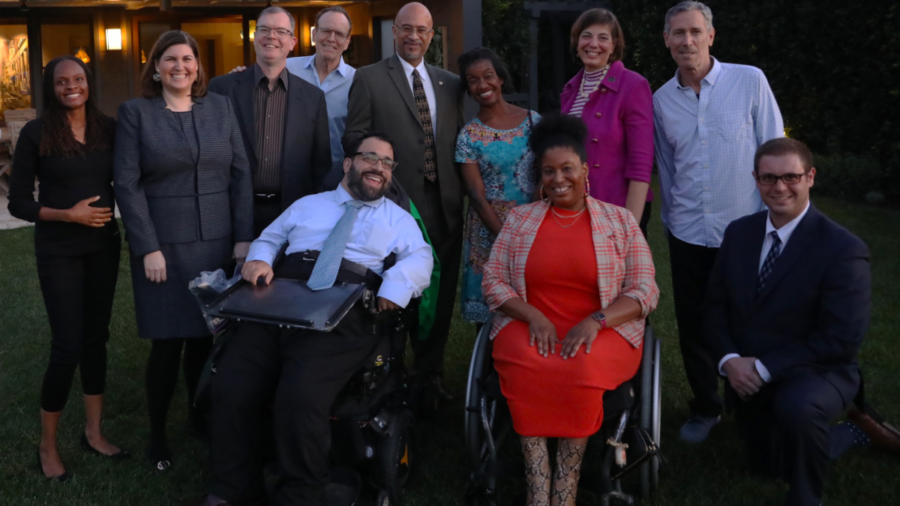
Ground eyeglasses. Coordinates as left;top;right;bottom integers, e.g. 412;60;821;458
395;24;433;38
353;152;398;171
755;172;809;186
316;27;349;42
256;26;294;39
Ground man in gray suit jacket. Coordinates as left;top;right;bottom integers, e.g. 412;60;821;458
209;6;332;236
344;2;463;392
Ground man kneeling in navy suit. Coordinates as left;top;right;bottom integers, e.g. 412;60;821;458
705;138;899;506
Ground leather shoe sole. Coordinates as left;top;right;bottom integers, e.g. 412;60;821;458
848;407;900;455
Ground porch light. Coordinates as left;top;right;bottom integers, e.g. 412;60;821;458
106;28;123;51
74;47;90;64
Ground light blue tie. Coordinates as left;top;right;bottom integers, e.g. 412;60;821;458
307;200;365;290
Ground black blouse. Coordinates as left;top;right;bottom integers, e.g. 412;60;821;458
7;118;120;256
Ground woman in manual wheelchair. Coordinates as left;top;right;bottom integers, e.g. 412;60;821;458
481;114;659;506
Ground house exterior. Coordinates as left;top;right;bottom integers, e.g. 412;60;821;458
0;0;482;119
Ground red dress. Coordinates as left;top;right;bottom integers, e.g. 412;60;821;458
492;208;643;438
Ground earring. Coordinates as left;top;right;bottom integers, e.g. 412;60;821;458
584;178;591;196
153;72;161;82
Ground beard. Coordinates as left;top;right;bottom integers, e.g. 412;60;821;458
346;163;392;201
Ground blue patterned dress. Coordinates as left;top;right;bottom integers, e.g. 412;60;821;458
455;112;540;323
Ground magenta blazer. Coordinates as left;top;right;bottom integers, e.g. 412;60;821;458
560;60;654;208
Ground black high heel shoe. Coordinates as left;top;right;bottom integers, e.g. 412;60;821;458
80;433;131;461
36;448;71;482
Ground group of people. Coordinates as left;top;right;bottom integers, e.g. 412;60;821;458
7;1;899;506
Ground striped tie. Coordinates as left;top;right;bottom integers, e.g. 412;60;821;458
757;231;782;297
307;200;365;290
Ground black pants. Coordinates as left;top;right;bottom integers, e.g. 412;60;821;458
36;243;120;412
666;232;722;417
254;198;283;238
209;304;378;505
410;180;463;378
638;201;651;239
734;374;853;506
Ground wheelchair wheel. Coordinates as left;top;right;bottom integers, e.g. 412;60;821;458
371;408;415;505
465;319;511;469
375;489;391;506
639;327;662;498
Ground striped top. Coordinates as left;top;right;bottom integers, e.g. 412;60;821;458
252;64;289;194
566;66;609;118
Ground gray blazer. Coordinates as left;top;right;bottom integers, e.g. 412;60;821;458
208;70;333;211
114;94;254;258
343;54;464;234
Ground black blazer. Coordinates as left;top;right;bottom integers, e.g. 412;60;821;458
704;205;871;406
208;69;332;211
343;54;464;235
114;94;254;258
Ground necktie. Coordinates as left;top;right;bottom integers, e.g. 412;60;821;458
757;231;782;296
412;69;437;183
307;200;365;290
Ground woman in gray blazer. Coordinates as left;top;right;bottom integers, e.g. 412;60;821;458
114;30;253;471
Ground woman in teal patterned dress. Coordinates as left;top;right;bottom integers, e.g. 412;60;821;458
455;48;540;326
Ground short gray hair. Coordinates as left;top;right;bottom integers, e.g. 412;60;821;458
258;6;296;32
664;1;713;33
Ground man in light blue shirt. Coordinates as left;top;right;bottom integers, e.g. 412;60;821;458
286;6;356;173
652;1;783;444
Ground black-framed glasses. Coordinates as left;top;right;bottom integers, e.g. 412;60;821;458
256;26;294;38
316;27;349;42
353;152;398;171
395;24;433;38
755;172;810;186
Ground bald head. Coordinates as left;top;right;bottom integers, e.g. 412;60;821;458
392;2;434;66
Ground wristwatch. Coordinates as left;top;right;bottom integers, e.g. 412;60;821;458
591;310;606;329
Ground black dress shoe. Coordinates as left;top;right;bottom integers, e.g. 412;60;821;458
80;433;131;461
36;448;71;482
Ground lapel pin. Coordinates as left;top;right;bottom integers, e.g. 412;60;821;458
608;76;616;82
439;81;443;85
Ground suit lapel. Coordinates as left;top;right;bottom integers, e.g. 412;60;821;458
388;54;423;129
741;213;768;309
233;72;258;159
426;63;447;138
755;206;821;305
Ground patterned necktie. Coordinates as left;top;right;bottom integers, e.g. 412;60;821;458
307;200;365;291
412;69;437;183
757;231;782;297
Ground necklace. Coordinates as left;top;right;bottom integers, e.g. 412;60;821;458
578;66;609;99
550;206;586;228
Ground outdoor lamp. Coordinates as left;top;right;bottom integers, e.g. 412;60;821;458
106;28;123;51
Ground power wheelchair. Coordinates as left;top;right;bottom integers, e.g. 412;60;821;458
193;183;428;506
464;316;662;506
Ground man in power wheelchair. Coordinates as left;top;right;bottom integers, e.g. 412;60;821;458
200;133;433;506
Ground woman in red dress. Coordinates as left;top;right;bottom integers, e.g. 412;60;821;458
482;114;659;506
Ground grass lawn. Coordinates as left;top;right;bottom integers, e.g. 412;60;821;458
1;193;898;505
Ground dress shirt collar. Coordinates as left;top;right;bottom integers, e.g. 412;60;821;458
304;55;351;78
765;200;811;246
675;56;721;90
398;56;428;81
252;63;290;91
335;181;385;209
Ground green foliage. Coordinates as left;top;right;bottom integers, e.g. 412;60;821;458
812;153;883;202
483;0;900;201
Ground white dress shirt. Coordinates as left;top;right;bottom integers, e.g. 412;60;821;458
246;184;433;307
718;201;811;382
397;57;437;126
285;55;356;171
654;57;784;248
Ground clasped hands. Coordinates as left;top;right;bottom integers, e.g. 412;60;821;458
142;241;252;284
241;260;399;312
529;312;602;359
722;356;765;400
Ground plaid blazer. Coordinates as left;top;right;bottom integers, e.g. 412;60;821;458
482;197;659;347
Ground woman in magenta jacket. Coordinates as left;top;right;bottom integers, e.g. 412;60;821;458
561;8;654;234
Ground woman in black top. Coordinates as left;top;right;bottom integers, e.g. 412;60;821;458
8;55;128;481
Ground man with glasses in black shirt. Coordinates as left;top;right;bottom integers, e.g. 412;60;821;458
209;6;331;236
